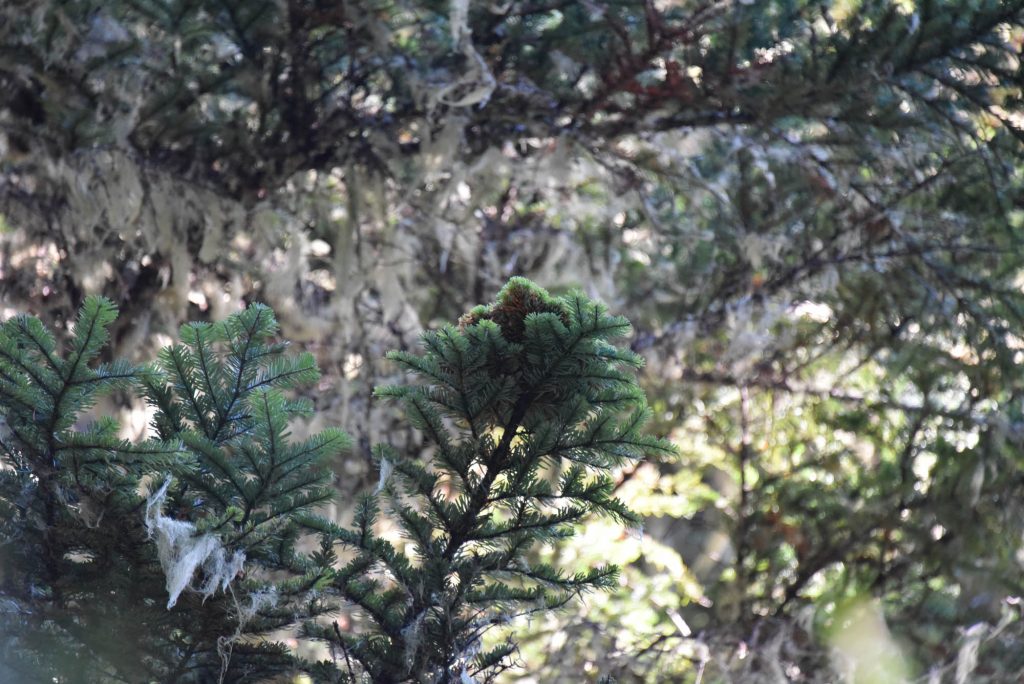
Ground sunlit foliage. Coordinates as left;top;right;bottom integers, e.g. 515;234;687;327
3;0;1024;681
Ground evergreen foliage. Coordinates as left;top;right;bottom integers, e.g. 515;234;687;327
0;297;348;681
0;279;666;682
303;277;673;682
3;0;1024;679
0;296;184;681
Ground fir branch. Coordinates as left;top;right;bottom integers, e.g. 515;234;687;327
362;278;675;680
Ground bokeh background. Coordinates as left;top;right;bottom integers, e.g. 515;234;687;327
3;1;1024;681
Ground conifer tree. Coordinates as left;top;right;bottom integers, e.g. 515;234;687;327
0;297;349;682
0;279;670;682
302;277;673;682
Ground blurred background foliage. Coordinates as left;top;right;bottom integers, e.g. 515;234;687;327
3;0;1024;681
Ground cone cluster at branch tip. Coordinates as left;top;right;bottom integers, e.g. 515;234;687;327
457;276;570;343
